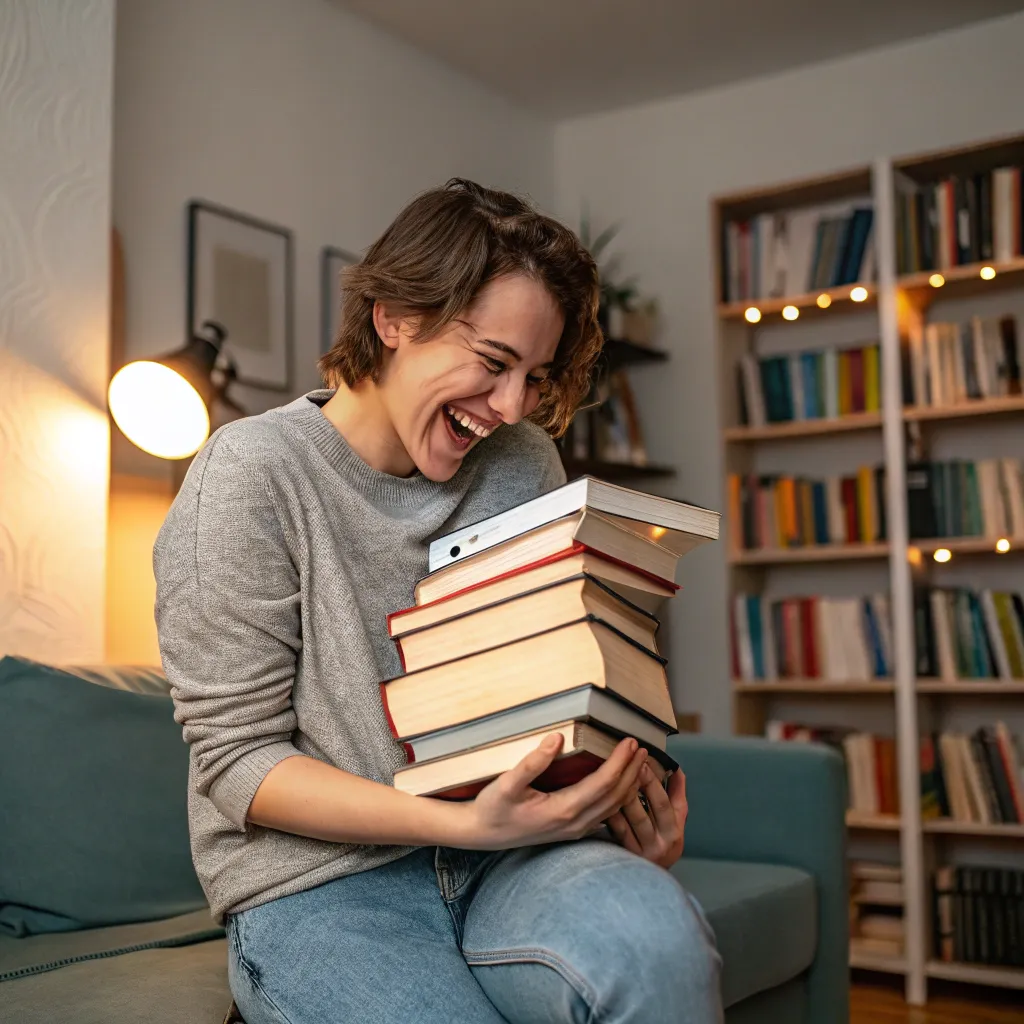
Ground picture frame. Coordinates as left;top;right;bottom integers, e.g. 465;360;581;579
320;245;359;357
187;200;294;391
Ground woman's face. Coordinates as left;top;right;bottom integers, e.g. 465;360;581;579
377;274;565;481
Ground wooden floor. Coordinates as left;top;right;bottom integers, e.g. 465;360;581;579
852;980;1024;1023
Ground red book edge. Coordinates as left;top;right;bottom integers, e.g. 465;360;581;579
416;750;605;801
841;477;859;543
800;597;818;678
849;348;865;413
389;543;678;633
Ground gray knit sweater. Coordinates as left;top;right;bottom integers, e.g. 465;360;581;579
154;390;566;920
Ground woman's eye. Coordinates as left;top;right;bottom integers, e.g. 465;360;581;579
527;375;546;387
483;358;507;376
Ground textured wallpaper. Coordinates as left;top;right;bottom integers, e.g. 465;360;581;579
0;0;115;663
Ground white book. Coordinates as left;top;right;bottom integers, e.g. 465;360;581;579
932;590;957;681
992;168;1016;264
739;354;766;427
428;477;720;572
787;208;820;294
970;317;993;398
958;734;991;824
909;324;927;407
925;324;943;407
734;595;754;681
939;734;970;821
1002;458;1024;536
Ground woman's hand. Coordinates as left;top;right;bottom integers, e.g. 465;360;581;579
605;763;687;869
458;733;648;850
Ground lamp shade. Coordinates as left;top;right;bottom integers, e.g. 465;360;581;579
108;329;222;460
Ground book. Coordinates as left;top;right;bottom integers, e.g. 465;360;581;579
380;617;675;739
392;720;674;800
933;865;1024;966
415;511;680;606
398;684;673;762
429;476;719;573
392;574;659;673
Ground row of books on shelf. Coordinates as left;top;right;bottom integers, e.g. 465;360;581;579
907;457;1024;541
732;594;893;682
564;371;648;466
767;720;1024;825
903;315;1022;408
767;721;899;815
734;587;1024;682
896;166;1023;275
933;865;1024;968
722;202;875;303
915;587;1024;682
729;468;886;551
378;479;718;799
850;860;905;961
921;725;1024;826
736;344;880;427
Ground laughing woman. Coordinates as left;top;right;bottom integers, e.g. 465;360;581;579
154;179;722;1024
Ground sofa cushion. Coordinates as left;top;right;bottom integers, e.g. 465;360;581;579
0;657;205;936
0;911;228;1024
673;857;817;1008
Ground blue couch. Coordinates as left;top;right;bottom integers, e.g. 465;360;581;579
0;657;848;1023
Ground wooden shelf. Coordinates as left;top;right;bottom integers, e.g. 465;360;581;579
724;411;882;442
898;255;1024;296
850;950;908;975
734;679;894;695
903;395;1024;422
922;819;1024;839
560;457;675;482
729;543;889;566
718;281;876;322
601;337;669;371
846;811;902;831
917;679;1024;694
925;960;1024;990
910;536;1024;557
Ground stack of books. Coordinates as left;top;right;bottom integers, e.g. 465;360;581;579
380;478;720;799
729;466;887;552
732;593;893;683
920;724;1024;826
903;315;1021;408
850;860;905;961
934;865;1024;966
721;202;875;303
737;343;881;428
895;166;1023;274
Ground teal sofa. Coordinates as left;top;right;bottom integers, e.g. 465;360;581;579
0;657;848;1023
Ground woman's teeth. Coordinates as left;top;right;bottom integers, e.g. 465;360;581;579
445;405;494;438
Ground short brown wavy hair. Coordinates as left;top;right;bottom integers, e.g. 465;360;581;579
318;178;602;437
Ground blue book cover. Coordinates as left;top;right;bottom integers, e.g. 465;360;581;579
861;599;886;677
811;482;829;543
800;352;819;419
829;214;853;287
840;208;874;284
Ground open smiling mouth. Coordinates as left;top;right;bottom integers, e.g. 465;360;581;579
442;404;495;450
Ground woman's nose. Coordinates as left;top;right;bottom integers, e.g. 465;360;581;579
487;375;528;425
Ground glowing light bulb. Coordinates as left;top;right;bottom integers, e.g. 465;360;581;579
744;307;762;324
996;538;1011;553
850;286;869;303
650;526;667;541
108;361;210;459
929;273;945;288
907;546;923;567
933;548;952;564
817;294;832;309
782;305;799;321
980;266;996;281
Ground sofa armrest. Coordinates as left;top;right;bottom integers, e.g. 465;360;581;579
666;733;849;1024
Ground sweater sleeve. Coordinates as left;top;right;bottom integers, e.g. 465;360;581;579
154;433;302;830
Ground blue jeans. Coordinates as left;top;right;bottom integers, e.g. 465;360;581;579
227;839;723;1023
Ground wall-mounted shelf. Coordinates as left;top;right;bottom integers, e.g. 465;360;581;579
724;411;882;442
729;543;890;566
560;457;675;482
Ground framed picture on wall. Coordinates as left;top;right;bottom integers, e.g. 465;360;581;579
320;245;359;357
187;201;294;391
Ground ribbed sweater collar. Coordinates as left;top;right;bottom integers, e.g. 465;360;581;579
279;390;470;509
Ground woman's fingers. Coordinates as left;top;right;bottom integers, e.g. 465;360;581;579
553;738;639;814
641;764;678;837
620;792;656;845
500;732;565;797
605;811;642;855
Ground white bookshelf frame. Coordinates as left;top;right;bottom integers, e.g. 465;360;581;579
715;136;1024;1005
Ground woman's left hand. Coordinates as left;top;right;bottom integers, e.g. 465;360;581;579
605;762;687;869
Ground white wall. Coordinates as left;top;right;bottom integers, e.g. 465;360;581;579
0;0;114;663
113;0;554;478
554;12;1024;733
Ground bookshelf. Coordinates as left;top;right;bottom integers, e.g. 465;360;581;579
714;135;1024;1005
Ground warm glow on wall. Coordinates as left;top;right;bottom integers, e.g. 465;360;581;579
108;361;210;459
816;294;832;309
744;306;761;323
782;305;799;321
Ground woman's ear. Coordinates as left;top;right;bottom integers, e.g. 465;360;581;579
373;300;404;351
